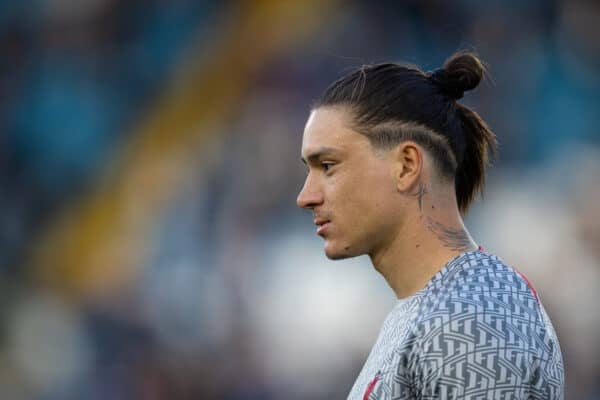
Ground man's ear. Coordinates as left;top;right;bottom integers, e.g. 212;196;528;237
393;141;423;193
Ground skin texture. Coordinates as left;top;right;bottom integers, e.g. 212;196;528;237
297;107;477;298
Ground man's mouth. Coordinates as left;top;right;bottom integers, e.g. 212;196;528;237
314;218;331;236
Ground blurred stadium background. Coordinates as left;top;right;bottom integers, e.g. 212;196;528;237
0;0;599;398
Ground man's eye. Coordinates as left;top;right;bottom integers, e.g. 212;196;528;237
322;162;335;171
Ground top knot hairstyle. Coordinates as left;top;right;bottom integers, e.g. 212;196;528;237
313;51;497;214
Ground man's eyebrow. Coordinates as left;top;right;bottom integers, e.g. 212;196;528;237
301;147;339;164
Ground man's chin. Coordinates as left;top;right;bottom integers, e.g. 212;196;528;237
324;242;358;260
325;252;350;260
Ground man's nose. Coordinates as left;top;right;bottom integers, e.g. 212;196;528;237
296;177;323;209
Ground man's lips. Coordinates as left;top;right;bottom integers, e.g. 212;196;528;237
314;218;331;235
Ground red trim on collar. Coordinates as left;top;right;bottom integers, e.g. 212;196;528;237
514;267;539;303
363;374;380;400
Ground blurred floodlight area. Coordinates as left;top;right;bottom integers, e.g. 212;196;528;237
0;0;598;398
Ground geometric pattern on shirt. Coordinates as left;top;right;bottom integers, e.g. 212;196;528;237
346;250;564;400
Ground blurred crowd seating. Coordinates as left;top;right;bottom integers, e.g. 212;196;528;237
0;0;598;399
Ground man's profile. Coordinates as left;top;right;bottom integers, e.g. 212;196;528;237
297;51;564;399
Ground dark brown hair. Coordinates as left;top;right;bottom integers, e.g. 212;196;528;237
313;51;497;214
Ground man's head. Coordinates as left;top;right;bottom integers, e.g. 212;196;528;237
297;51;497;260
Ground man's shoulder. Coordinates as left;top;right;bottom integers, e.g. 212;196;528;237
430;250;536;301
397;251;564;399
414;250;542;331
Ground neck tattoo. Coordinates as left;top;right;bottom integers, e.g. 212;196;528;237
411;183;428;212
425;216;473;252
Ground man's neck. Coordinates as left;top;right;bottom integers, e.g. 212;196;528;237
369;196;477;299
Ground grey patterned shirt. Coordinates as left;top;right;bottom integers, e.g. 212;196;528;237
348;250;564;399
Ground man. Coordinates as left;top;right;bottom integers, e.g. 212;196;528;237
296;52;564;399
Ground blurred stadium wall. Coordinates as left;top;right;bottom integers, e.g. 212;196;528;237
0;0;598;399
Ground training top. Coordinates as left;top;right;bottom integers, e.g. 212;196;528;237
347;249;564;400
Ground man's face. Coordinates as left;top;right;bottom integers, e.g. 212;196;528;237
297;107;403;259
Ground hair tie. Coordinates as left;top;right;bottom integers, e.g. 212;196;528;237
428;69;464;100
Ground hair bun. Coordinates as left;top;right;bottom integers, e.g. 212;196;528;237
429;51;485;100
